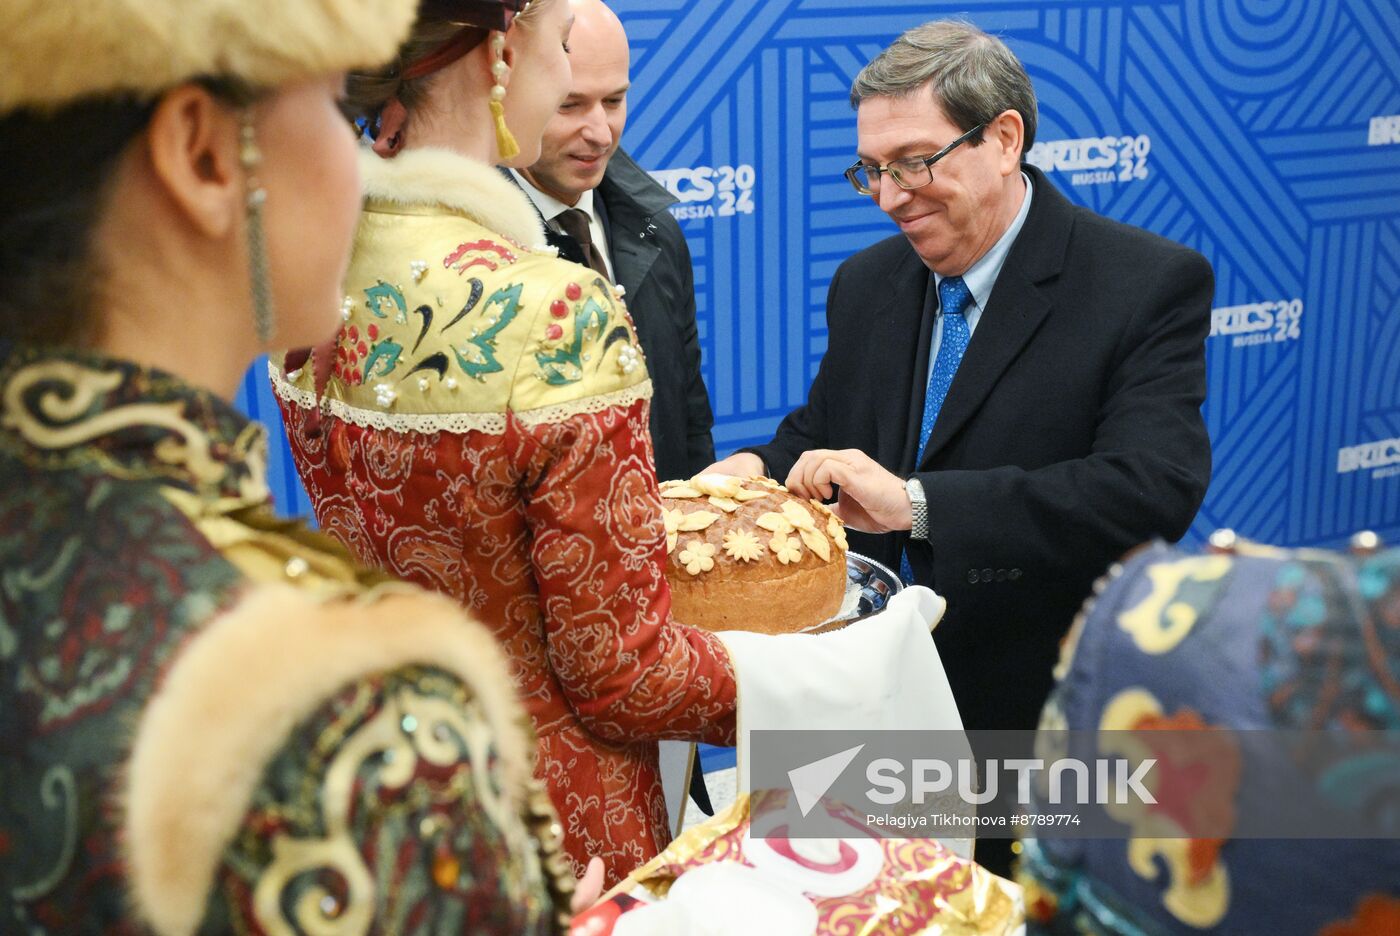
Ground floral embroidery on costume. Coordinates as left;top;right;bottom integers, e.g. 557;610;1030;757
275;146;737;887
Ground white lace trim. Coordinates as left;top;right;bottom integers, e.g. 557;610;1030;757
269;363;508;435
269;362;651;435
513;379;653;428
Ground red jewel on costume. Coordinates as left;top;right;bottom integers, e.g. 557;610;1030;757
357;341;368;357
545;324;564;341
550;300;568;319
348;325;358;342
565;282;582;301
368;323;379;340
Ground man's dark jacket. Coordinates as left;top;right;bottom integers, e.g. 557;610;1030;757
745;164;1213;732
529;150;716;481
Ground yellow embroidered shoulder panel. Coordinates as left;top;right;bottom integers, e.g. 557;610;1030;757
279;206;651;434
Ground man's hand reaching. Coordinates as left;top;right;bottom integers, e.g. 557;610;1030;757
785;449;912;534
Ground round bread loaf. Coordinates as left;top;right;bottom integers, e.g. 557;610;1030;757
661;474;849;634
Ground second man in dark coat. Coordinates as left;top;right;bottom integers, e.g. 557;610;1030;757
511;0;715;483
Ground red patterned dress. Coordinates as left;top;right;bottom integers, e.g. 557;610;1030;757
275;147;737;884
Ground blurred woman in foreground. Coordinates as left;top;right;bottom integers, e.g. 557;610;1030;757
0;0;576;930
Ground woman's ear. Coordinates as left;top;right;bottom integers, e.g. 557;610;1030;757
144;85;245;240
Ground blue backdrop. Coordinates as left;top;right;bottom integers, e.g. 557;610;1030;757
238;0;1400;550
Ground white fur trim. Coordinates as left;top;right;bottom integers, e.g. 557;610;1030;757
123;582;532;936
359;147;549;250
1;0;417;113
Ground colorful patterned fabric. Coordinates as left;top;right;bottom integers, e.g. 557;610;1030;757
0;345;558;933
1018;542;1400;935
274;149;738;887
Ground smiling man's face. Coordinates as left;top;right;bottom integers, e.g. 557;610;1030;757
520;0;629;206
855;89;1021;277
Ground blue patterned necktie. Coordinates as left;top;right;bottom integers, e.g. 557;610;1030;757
901;275;973;583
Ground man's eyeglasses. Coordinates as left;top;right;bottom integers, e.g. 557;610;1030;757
844;124;985;195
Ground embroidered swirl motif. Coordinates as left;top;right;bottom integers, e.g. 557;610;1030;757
456;283;524;381
252;685;537;934
2;360;236;493
9;767;78;903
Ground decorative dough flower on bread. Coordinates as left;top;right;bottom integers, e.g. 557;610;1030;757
679;540;717;575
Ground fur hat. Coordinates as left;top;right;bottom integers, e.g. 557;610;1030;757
0;0;421;114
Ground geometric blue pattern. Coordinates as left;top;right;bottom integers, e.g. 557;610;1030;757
237;0;1400;551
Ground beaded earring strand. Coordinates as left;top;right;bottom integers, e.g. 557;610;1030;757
239;114;276;344
488;32;520;160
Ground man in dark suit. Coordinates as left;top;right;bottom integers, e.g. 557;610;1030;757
712;20;1213;738
511;0;715;483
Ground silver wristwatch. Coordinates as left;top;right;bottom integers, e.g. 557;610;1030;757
905;476;929;540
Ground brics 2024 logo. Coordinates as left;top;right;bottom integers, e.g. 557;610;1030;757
1369;115;1400;146
1026;135;1151;187
650;165;757;221
1337;437;1400;481
1210;300;1304;348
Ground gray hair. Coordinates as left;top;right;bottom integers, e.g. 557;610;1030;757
850;19;1038;156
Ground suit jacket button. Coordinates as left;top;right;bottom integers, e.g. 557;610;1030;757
995;569;1008;582
967;570;980;584
982;568;994;582
1009;568;1022;580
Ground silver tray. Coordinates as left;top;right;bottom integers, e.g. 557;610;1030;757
801;551;904;633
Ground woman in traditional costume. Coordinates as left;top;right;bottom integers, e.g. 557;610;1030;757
0;0;577;931
274;0;739;884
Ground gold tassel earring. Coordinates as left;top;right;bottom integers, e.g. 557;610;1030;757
239;114;276;344
490;32;520;161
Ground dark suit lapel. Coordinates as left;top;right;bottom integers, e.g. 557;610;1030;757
862;249;932;475
919;166;1073;467
609;218;663;301
903;274;938;473
599;151;672;301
